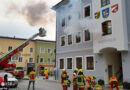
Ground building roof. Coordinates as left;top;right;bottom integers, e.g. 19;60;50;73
0;36;56;43
52;0;69;10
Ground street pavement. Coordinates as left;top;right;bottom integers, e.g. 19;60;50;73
9;76;72;90
8;76;124;90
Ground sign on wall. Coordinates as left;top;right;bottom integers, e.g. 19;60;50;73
102;7;110;18
111;4;118;13
95;11;100;19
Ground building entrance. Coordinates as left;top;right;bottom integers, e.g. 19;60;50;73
101;48;123;84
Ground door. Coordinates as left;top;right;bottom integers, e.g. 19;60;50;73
108;65;113;80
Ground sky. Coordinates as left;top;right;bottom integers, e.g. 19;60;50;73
0;0;61;41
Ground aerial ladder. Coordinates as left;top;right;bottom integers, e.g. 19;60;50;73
0;27;46;71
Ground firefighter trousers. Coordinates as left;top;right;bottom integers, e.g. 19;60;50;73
110;81;119;90
63;85;68;90
73;85;77;90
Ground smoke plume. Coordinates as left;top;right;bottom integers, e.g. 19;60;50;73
6;1;56;26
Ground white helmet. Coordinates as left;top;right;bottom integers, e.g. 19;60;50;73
62;69;66;72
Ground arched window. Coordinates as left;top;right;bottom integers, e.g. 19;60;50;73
102;20;112;36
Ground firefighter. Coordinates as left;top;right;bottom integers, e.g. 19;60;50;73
28;69;36;90
77;69;85;90
86;76;96;90
61;69;69;90
44;68;48;79
73;68;78;90
109;77;119;90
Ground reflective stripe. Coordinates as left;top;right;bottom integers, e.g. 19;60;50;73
77;75;84;86
61;73;68;85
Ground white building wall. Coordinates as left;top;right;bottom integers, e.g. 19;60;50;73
92;0;128;53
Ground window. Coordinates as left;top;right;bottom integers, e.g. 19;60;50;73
68;15;72;21
84;30;90;41
19;49;23;53
19;57;23;62
62;18;65;27
12;54;18;60
68;4;72;8
67;58;72;69
68;35;72;45
102;20;112;36
30;48;34;53
101;0;110;7
8;46;12;51
40;48;44;53
61;36;65;46
76;32;81;43
86;56;94;70
48;58;51;64
84;5;90;17
40;58;44;63
76;57;82;69
59;59;64;69
48;49;51;54
29;58;33;63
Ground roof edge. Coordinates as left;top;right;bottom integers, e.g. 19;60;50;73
52;0;69;10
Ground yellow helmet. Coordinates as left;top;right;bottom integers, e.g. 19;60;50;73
74;68;78;72
79;69;83;73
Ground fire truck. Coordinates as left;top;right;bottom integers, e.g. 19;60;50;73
0;27;46;79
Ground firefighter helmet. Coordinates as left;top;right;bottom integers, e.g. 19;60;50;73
79;69;83;73
74;68;78;72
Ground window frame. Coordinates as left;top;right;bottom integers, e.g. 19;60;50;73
67;34;73;45
85;55;95;71
40;48;45;53
101;0;110;7
60;35;66;47
18;57;23;63
66;57;73;70
83;4;91;18
58;58;65;69
102;20;112;36
39;58;44;63
83;29;91;42
29;58;34;63
30;48;34;53
48;58;51;64
47;48;52;54
75;32;81;44
8;46;13;51
61;17;66;27
75;56;83;69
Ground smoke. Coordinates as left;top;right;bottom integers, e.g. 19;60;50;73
6;1;56;26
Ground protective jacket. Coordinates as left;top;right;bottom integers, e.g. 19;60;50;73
73;73;77;85
61;72;69;86
29;71;36;81
77;75;85;88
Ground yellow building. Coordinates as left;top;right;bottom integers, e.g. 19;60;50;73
0;36;35;74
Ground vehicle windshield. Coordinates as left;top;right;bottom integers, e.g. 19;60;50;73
0;73;13;78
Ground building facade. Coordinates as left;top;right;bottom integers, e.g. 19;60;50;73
0;36;56;74
35;40;56;74
53;0;130;84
